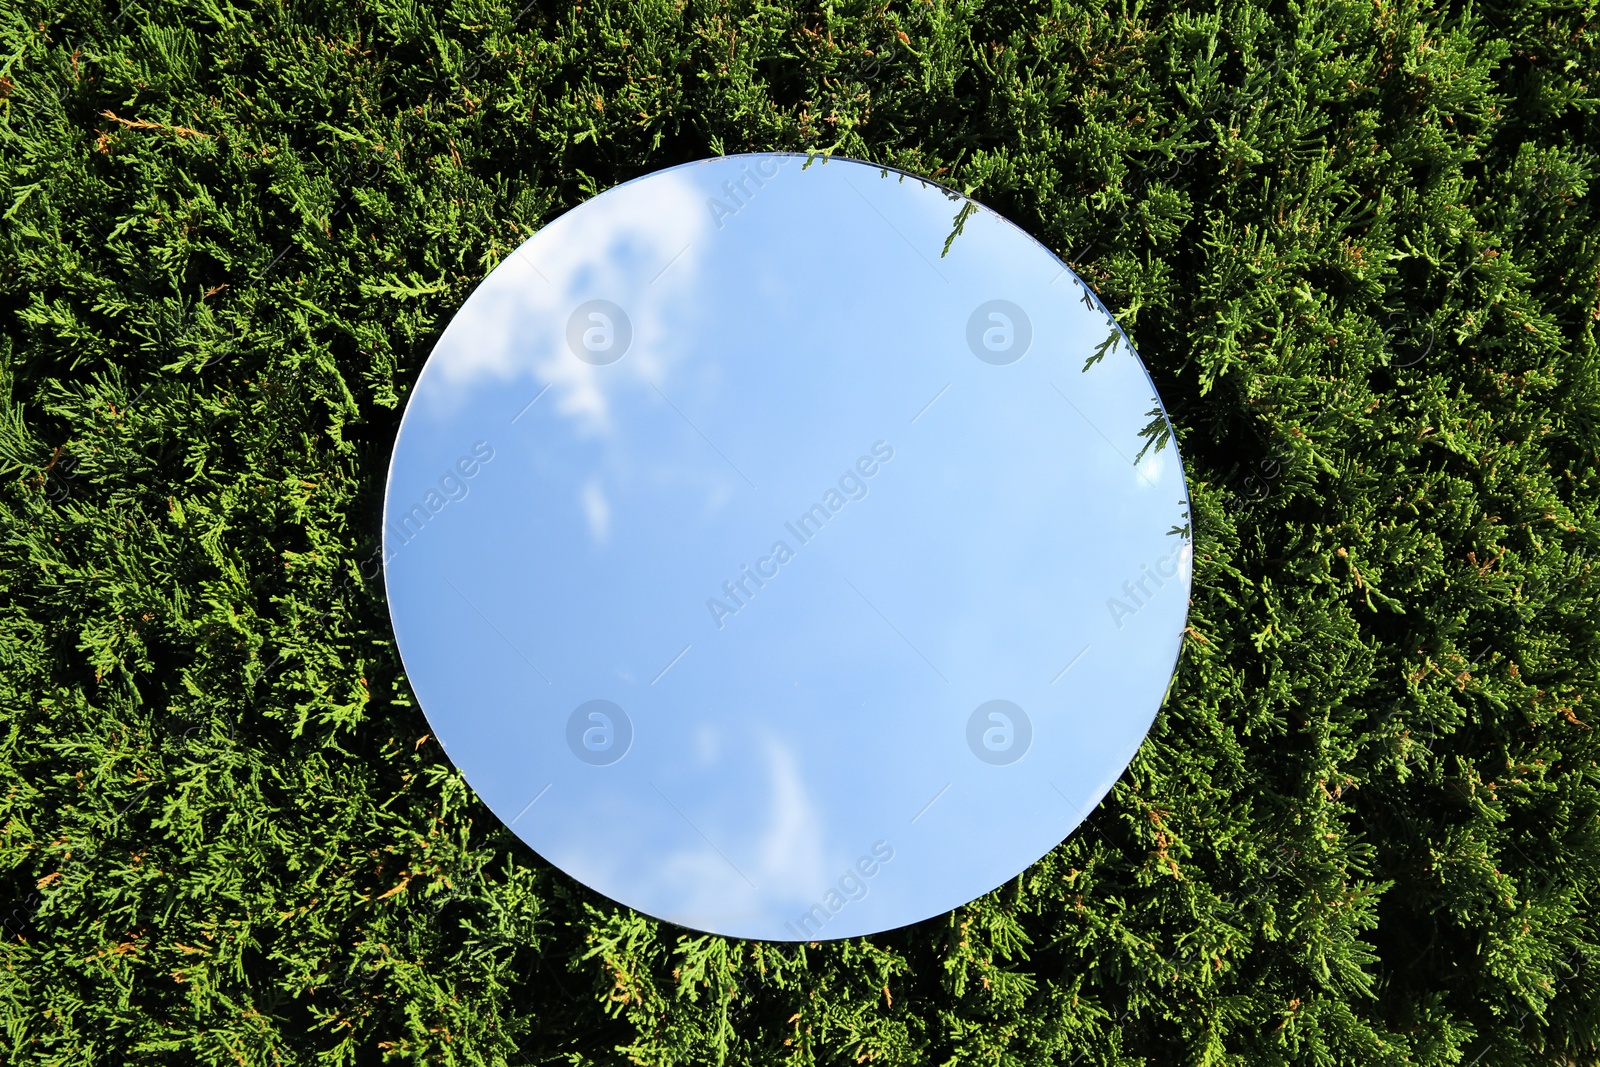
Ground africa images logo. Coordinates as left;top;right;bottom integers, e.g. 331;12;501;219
1105;541;1192;629
704;154;791;229
565;699;632;766
966;299;1032;365
386;441;496;550
783;840;895;939
566;300;632;365
966;700;1032;765
706;441;895;629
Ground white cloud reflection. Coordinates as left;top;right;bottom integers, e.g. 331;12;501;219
416;166;715;435
645;732;831;926
581;480;610;544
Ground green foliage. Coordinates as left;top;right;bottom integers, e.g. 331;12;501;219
2;0;1598;1063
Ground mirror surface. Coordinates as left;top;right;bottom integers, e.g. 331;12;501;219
384;154;1191;940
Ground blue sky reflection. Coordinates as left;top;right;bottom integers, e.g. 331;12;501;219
383;154;1192;941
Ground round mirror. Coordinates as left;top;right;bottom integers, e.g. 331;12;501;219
383;153;1191;940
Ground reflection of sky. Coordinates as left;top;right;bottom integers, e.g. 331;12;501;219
383;155;1192;941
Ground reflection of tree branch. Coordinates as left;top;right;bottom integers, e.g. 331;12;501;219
940;200;976;258
1082;322;1121;370
1135;402;1172;464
